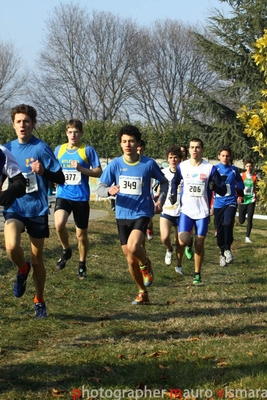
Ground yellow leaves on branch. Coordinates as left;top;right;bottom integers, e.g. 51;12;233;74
248;114;264;130
237;29;267;203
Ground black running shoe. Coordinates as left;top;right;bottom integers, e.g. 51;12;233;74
56;248;72;270
77;262;87;278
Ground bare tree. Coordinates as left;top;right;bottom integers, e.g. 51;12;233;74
29;4;140;123
0;41;28;122
130;20;218;131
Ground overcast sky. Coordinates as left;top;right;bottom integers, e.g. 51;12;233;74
1;0;230;68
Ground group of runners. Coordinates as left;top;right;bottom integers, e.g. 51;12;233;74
0;106;258;313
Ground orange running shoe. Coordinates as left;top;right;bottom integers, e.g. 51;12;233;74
132;291;149;305
140;258;153;287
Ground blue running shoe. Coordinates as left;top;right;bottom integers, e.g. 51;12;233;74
14;262;31;298
34;302;47;318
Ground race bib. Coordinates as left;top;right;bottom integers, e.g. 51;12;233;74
63;169;82;185
22;171;38;193
244;186;253;195
119;175;142;195
184;181;205;197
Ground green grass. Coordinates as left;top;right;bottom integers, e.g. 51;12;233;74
1;201;267;399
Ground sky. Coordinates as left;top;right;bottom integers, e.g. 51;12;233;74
1;0;230;69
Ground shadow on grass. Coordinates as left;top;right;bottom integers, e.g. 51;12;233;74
1;357;267;397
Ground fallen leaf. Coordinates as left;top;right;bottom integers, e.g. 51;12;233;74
216;361;228;367
51;388;66;398
87;377;101;383
146;351;160;358
102;366;113;372
216;357;227;362
167;299;176;305
117;354;124;359
186;337;199;342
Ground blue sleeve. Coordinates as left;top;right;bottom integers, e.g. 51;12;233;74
41;143;62;172
152;160;166;183
171;165;182;195
54;145;60;159
86;146;101;168
99;162;115;186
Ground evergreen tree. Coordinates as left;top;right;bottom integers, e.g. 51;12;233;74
187;0;267;160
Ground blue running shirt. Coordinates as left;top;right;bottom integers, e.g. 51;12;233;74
55;143;100;201
99;155;166;219
4;135;62;217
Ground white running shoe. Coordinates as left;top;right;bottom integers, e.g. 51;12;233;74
165;249;173;265
220;255;226;267
245;237;252;243
224;250;233;264
175;266;183;275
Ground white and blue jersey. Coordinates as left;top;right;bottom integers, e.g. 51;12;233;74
54;143;100;201
99;155;166;220
4;135;62;217
213;163;244;208
171;159;225;219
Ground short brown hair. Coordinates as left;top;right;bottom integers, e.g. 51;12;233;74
11;104;37;124
66;119;83;132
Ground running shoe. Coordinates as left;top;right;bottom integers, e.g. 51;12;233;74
147;229;154;241
140;258;153;287
193;274;202;285
185;246;193;260
165;248;173;265
13;262;31;298
245;237;252;243
56;247;72;270
220;255;227;267
34;302;47;318
132;291;149;305
224;250;233;264
77;264;87;278
175;266;183;275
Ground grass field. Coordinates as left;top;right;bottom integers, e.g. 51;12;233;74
1;200;267;400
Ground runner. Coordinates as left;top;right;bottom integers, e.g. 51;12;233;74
97;125;168;304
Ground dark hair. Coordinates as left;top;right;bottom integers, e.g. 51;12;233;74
166;145;182;159
118;124;141;142
189;138;204;148
218;145;232;156
66;119;83;132
244;159;253;166
180;144;188;160
11;104;37;124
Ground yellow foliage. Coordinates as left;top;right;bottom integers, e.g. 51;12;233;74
237;30;267;203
